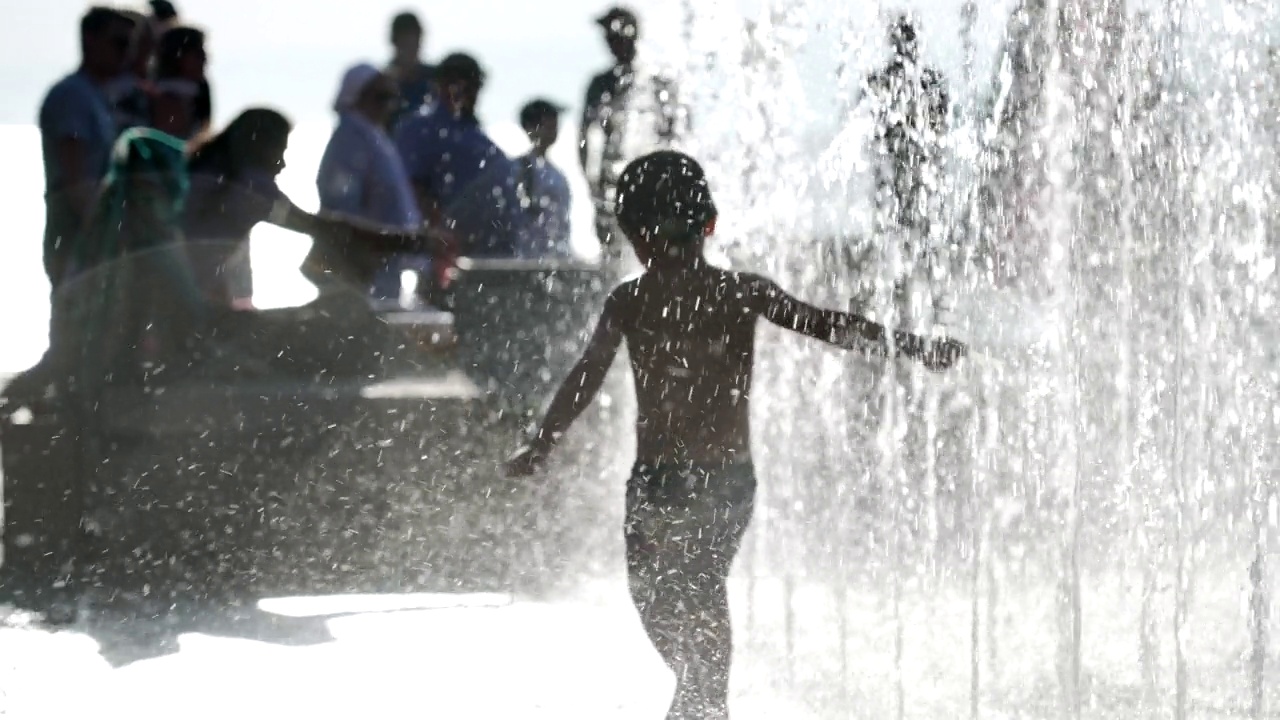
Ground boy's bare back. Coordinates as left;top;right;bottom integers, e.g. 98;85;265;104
505;150;964;479
611;265;765;465
608;262;907;465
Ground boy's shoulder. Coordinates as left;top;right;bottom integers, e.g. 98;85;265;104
609;267;772;305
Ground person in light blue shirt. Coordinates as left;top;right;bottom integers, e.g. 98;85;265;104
393;53;524;258
317;63;426;304
516;99;573;258
39;7;137;288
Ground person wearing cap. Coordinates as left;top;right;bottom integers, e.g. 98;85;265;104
317;62;427;305
579;6;687;260
394;52;524;257
516;99;572;257
386;11;437;130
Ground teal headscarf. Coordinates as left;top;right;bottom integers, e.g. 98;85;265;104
63;128;207;393
72;127;191;274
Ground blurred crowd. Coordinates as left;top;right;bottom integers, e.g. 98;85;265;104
16;2;691;401
19;1;952;401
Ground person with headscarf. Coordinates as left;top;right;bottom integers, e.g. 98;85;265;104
70;127;207;376
51;127;210;393
184;107;445;309
316;63;427;306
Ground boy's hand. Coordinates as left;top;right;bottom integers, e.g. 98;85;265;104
916;336;967;372
505;445;548;477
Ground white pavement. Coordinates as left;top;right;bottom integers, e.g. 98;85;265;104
0;585;821;720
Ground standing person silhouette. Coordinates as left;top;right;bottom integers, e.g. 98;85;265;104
8;8;136;406
507;151;965;719
395;53;524;258
862;14;949;242
516;99;572;257
386;11;437;130
579;7;686;267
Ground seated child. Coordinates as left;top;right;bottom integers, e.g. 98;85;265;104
506;150;965;720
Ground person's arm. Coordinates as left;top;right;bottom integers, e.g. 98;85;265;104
578;76;602;173
750;275;965;370
506;288;626;476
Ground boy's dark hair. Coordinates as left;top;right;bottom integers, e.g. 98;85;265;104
436;53;486;89
81;7;134;38
156;26;205;79
519;99;564;131
615;151;717;243
391;11;423;41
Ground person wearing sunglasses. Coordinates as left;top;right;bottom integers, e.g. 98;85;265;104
317;63;429;307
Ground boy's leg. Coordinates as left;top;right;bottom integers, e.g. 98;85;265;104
675;496;752;720
625;523;687;672
625;467;755;720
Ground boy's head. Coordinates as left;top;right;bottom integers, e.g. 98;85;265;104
519;99;564;153
615;151;717;264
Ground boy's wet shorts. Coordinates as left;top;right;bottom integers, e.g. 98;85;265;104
624;461;757;574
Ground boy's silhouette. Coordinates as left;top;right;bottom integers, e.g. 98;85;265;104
507;151;964;719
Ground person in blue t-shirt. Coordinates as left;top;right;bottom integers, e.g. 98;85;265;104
393;53;524;257
386;12;437;130
516;99;572;258
318;63;425;303
39;7;136;289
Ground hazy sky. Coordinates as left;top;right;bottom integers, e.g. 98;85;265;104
0;0;684;128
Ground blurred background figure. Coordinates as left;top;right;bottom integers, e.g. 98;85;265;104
863;13;949;241
395;52;524;259
39;7;136;290
149;0;181;35
386;11;436;130
184;107;295;308
316;63;425;307
579;6;686;262
106;9;157;133
66;127;210;382
152;26;212;142
516;98;572;258
188;106;440;309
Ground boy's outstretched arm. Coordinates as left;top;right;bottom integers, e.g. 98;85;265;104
506;291;626;476
751;275;966;371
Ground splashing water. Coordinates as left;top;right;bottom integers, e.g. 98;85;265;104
626;0;1280;716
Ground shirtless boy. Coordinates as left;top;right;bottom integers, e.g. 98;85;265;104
507;150;964;719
